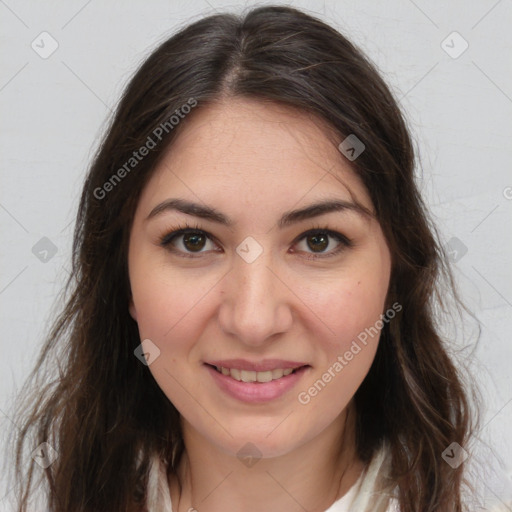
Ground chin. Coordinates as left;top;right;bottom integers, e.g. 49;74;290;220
211;425;310;461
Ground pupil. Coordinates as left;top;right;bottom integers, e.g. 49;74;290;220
308;234;328;252
308;234;328;250
184;233;205;251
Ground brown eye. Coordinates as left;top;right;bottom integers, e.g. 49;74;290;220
160;227;217;257
182;232;207;252
293;228;352;259
306;233;329;252
160;224;352;260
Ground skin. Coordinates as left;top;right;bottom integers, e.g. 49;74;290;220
128;98;392;512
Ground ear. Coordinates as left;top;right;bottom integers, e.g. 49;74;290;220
129;297;138;322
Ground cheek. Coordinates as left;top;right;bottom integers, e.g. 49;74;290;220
129;258;217;343
314;268;389;351
301;258;389;399
295;282;386;420
129;266;211;412
333;281;387;344
128;263;222;412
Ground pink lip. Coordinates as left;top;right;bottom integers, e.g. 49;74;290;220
205;359;307;372
204;363;310;403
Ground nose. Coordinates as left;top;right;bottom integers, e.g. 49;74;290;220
217;247;293;347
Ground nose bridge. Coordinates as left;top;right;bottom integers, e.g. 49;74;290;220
218;242;292;344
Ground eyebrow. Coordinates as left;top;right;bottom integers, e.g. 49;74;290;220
146;197;372;228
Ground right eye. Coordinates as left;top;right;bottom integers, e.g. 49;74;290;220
159;223;220;258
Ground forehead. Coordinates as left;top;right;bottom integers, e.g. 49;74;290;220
138;98;373;217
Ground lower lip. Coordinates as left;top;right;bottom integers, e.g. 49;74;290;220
204;364;310;403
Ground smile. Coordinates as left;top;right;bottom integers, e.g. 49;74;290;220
204;362;310;403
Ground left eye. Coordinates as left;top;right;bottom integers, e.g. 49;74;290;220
293;230;350;258
160;226;351;259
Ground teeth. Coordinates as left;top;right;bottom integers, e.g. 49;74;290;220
240;370;256;382
272;369;284;379
214;365;301;382
257;371;273;383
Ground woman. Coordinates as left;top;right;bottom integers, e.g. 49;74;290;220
6;5;479;511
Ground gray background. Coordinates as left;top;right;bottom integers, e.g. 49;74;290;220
1;0;511;509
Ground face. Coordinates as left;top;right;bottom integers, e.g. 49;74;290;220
128;98;391;459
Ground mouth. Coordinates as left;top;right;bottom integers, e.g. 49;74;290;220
204;362;311;403
205;363;309;383
204;361;311;404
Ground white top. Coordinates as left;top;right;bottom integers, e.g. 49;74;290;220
323;444;399;512
323;477;360;511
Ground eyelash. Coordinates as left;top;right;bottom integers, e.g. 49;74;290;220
158;222;353;260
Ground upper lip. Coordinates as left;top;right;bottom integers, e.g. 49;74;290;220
205;359;309;372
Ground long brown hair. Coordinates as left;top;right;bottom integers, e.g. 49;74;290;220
5;5;479;511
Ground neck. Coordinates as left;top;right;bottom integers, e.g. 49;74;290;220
169;402;364;512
